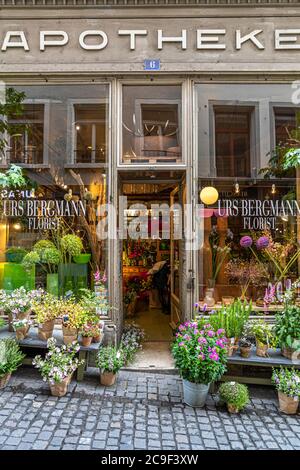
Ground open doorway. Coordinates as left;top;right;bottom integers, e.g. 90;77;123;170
119;172;185;368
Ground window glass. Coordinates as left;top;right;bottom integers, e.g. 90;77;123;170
74;104;107;164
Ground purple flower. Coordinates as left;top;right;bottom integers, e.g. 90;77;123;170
217;328;225;336
209;352;219;361
240;236;253;248
207;330;215;337
216;339;224;347
179;342;185;347
198;337;207;344
256;236;269;250
202;303;207;312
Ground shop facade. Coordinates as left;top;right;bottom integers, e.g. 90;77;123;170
0;1;300;339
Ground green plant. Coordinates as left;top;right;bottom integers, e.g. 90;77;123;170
275;305;300;351
96;346;124;373
172;321;227;384
0;87;26;161
209;300;251;339
219;381;250;411
0;317;5;328
248;320;277;348
80;323;99;338
120;323;145;364
32;293;60;323
42;248;62;273
272;367;300;399
33;337;84;385
21;251;40;271
61;234;83;263
33;240;56;257
60;298;88;329
0;338;25;377
5;246;27;262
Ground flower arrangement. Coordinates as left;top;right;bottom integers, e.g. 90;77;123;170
172;321;227;384
225;258;268;298
42;248;62;273
61;234;83;263
31;293;60;324
96;346;124;374
0;287;44;317
33;337;84;385
0;338;25;388
60;299;87;330
272;367;300;399
219;381;250;413
33;239;56;257
120;323;145;364
21;251;40;272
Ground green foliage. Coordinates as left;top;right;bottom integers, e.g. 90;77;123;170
282;148;300;170
0;317;5;329
275;305;300;349
22;251;40;271
32;293;60;323
219;381;250;411
42;248;62;272
259;146;296;179
96;346;124;373
33;240;56;257
272;367;300;399
209;300;251;339
61;234;83;263
248;320;277;348
0;87;26;158
5;246;27;263
0;165;27;189
0;338;25;378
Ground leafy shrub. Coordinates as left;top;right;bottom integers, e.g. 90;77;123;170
0;338;25;378
96;346;124;373
219;381;249;411
209;300;251;339
61;235;83;262
248;320;277;348
33;240;55;257
275;305;300;350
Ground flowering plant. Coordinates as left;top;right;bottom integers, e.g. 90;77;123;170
12;318;31;330
0;287;44;317
61;234;83;263
120;323;145;364
31;293;60;324
80;323;99;338
32;337;84;385
96;346;124;373
272;367;300;399
172;321;227;384
248;320;277;348
219;381;249;411
209;299;251;339
60;298;88;329
94;270;107;286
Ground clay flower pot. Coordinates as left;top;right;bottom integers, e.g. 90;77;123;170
278;391;299;415
81;336;93;347
15;325;30;341
100;371;116;387
256;340;269;357
62;325;78;345
49;376;71;397
226;338;239;357
240;346;252;358
0;373;11;389
38;320;55;341
227;403;239;414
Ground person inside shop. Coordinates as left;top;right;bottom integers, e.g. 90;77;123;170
149;260;171;315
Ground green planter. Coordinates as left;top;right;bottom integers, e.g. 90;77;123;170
47;273;59;297
73;254;91;264
6;251;27;263
58;263;88;295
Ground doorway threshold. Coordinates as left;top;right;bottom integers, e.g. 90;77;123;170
124;341;176;373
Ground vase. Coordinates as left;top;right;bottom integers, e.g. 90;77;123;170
49;376;71;397
204;288;215;307
81;336;93;347
278;391;299;415
0;373;11;389
182;379;210;407
46;273;59;297
100;371;116;386
62;325;78;345
256;339;269;357
38;320;55;341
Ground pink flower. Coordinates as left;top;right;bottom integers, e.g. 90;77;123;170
256;236;269;250
207;330;215;337
198;353;205;361
179;342;185;347
240;236;253;248
209;352;219;361
217;328;225;336
216;339;224;348
198;337;207;344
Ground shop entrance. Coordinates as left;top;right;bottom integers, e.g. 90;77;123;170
118;171;186;367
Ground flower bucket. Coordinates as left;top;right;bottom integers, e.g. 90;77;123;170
73;254;91;264
62;325;78;345
38;320;55;341
49;376;70;397
240;346;252;358
15;325;30;340
256;340;269;357
81;336;92;347
227;403;239;414
278;391;299;415
182;379;210;407
0;373;11;389
46;273;59;297
100;371;116;386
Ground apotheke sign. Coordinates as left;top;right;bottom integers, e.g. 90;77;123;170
2;28;300;52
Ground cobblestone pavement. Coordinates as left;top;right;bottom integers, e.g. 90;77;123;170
0;368;299;450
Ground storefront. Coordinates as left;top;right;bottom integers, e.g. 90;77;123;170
0;1;300;342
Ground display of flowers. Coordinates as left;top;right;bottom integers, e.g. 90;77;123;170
172;321;227;384
60;298;88;329
32;337;84;385
96;346;124;373
225;258;268;298
272;367;300;399
94;270;107;286
0;287;44;317
120;323;145;364
31;293;61;324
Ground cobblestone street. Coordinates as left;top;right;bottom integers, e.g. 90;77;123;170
0;368;299;451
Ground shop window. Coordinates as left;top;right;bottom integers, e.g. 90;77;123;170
122;85;182;165
73;103;107;164
214;108;251;177
6;104;44;165
274;107;298;146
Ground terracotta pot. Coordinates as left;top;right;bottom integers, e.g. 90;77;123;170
100;371;116;387
256;340;269;357
62;325;78;345
15;325;30;340
227;403;239;414
240;346;252;358
49;376;71;397
93;333;102;343
0;373;11;389
81;336;92;347
278;391;299;415
38;320;55;341
17;310;31;321
281;346;297;360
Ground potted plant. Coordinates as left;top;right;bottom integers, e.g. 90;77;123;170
32;293;59;341
0;287;42;332
60;299;87;345
219;381;250;414
239;338;252;358
33;337;84;397
80;323;98;347
42;247;62;297
73;253;91;264
61;234;83;264
209;300;251;356
120;323;145;365
13;318;32;340
96;345;124;386
249;320;277;357
172;321;227;407
92;321;104;343
5;246;27;264
272;367;300;415
0;338;25;389
275;305;300;360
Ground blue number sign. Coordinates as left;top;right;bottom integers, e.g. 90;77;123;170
144;59;161;71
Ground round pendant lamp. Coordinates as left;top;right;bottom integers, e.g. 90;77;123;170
199;186;219;206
